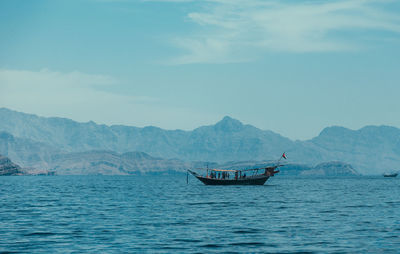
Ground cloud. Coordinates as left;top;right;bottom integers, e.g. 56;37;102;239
0;69;151;120
0;68;117;88
165;0;400;64
0;69;134;108
0;68;220;129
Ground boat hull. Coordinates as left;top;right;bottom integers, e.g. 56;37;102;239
194;175;270;185
383;173;398;177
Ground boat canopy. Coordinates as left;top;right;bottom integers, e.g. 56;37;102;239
209;169;237;172
204;165;283;173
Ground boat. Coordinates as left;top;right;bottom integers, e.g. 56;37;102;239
188;153;286;185
383;172;398;177
188;166;281;185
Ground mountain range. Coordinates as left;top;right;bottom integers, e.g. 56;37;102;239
1;107;400;175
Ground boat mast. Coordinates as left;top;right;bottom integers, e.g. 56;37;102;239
276;152;286;167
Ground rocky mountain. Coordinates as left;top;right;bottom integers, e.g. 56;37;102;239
46;150;198;175
0;131;201;175
217;161;359;176
1;107;400;174
0;108;292;162
0;131;60;169
0;154;24;175
0;146;360;176
300;161;360;176
305;126;400;174
0;131;359;176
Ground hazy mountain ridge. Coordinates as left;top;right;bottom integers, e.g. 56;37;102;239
1;108;400;174
302;161;360;176
0;108;293;161
0;146;359;176
306;125;400;174
217;161;359;176
0;131;61;169
47;150;197;175
0;130;359;176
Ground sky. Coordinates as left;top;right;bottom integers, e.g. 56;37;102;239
1;0;400;140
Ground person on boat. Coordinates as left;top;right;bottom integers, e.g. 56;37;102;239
243;173;246;178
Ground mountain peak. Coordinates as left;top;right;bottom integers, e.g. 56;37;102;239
317;126;353;137
214;116;244;132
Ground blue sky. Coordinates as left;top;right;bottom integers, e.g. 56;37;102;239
1;0;400;140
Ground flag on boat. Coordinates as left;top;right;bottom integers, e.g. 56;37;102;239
282;153;287;159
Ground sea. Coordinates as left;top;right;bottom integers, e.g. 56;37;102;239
0;175;399;253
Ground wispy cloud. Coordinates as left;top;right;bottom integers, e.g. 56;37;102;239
0;68;217;129
0;69;158;123
163;0;400;64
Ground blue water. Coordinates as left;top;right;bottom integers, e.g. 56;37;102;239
0;175;399;253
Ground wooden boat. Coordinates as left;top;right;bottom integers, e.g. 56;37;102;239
188;153;287;185
383;172;398;177
188;165;281;185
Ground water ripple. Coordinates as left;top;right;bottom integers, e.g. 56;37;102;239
0;175;399;253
